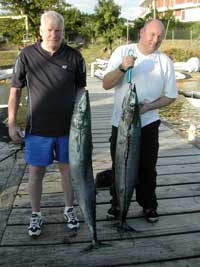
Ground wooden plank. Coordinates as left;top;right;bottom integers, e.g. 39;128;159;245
0;150;26;242
2;212;200;246
158;147;200;157
1;233;200;267
0;209;9;239
20;171;200;186
14;180;200;208
8;196;200;224
157;172;200;185
0;151;26;208
119;258;200;267
94;154;200;168
0;156;14;191
2;76;200;267
157;154;200;165
0;143;22;162
15;181;200;201
157;162;200;175
13;182;200;208
159;142;194;150
93;161;200;174
92;142;200;158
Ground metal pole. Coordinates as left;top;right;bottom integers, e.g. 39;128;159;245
165;19;170;40
0;15;28;45
127;19;129;44
24;15;28;45
152;0;156;19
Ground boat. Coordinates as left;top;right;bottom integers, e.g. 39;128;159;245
0;68;13;81
0;104;8;123
178;90;200;111
174;57;200;73
175;71;186;80
186;98;200;111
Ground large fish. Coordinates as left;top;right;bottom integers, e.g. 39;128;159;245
115;84;141;231
69;89;98;250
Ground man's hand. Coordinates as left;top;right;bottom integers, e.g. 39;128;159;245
121;55;137;71
9;125;24;144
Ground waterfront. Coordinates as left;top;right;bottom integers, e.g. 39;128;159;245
160;72;200;147
1;75;200;266
0;73;200;144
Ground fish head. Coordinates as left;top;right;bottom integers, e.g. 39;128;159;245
72;90;90;128
121;88;137;124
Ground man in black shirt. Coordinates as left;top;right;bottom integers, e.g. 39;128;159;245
8;10;86;237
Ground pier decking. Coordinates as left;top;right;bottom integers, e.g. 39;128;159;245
1;77;200;266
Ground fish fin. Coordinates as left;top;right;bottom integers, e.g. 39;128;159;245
117;222;138;233
62;229;79;244
80;241;111;253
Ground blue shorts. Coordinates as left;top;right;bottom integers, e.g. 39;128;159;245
25;134;69;166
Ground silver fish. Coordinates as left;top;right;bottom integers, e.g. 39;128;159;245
115;84;141;231
69;89;98;250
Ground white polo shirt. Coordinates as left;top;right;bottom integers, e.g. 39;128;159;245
103;43;177;127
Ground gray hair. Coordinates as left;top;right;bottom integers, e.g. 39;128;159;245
40;11;64;28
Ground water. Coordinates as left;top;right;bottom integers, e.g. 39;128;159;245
0;81;27;128
0;75;200;131
176;76;200;111
0;81;10;105
176;78;200;92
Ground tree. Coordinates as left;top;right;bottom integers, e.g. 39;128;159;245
190;21;200;40
0;0;69;45
63;7;82;43
133;8;177;41
94;0;123;54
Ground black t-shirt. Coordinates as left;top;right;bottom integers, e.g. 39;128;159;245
11;42;87;136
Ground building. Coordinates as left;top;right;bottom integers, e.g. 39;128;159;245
139;0;200;22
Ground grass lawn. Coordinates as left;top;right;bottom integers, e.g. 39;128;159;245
0;39;199;69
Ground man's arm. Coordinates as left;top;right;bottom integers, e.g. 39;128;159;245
140;96;176;114
102;69;124;90
103;56;136;90
8;87;24;143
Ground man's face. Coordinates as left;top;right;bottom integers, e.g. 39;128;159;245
140;21;164;54
40;18;64;51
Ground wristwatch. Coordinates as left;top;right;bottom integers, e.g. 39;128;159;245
118;64;127;73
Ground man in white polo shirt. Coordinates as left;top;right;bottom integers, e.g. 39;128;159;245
103;19;177;223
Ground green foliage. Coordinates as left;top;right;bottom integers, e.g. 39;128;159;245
63;8;82;41
94;0;123;54
191;21;200;40
1;0;200;49
162;47;200;61
0;0;69;45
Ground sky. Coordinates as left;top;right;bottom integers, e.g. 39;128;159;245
66;0;143;20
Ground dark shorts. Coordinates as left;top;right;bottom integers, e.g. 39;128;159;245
25;134;69;166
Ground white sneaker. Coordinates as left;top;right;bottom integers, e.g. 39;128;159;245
64;207;80;229
28;213;43;237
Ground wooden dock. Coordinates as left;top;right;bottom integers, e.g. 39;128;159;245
1;76;200;266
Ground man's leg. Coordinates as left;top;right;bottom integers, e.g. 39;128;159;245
56;135;80;230
59;163;74;207
107;126;119;219
136;120;160;222
28;165;45;237
25;134;54;237
59;163;80;229
28;165;46;212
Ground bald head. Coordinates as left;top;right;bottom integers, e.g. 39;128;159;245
138;19;165;55
143;19;165;37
